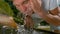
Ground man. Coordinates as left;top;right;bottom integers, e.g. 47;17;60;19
13;0;34;34
13;0;60;33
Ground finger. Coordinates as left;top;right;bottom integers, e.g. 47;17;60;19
30;0;42;11
30;0;42;7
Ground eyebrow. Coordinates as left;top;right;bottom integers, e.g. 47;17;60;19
22;0;29;4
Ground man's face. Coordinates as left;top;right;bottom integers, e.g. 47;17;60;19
13;0;33;15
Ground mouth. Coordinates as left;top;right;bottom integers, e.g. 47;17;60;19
24;7;33;15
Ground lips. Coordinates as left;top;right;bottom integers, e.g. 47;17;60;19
24;7;33;15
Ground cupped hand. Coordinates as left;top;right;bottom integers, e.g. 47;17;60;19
30;0;42;13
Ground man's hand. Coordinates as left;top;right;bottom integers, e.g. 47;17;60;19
49;7;59;15
30;0;60;26
30;0;42;13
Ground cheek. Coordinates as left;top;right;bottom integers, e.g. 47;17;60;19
16;5;27;12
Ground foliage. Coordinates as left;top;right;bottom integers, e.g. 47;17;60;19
0;0;14;16
5;0;24;25
0;0;24;25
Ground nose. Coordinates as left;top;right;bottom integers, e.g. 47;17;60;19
22;5;27;11
22;3;30;11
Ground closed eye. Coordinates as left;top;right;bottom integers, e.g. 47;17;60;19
22;0;29;5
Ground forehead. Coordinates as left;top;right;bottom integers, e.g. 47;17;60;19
20;0;25;2
13;0;24;4
19;0;29;3
13;0;30;5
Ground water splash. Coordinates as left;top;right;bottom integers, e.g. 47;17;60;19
16;25;25;34
16;25;33;34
